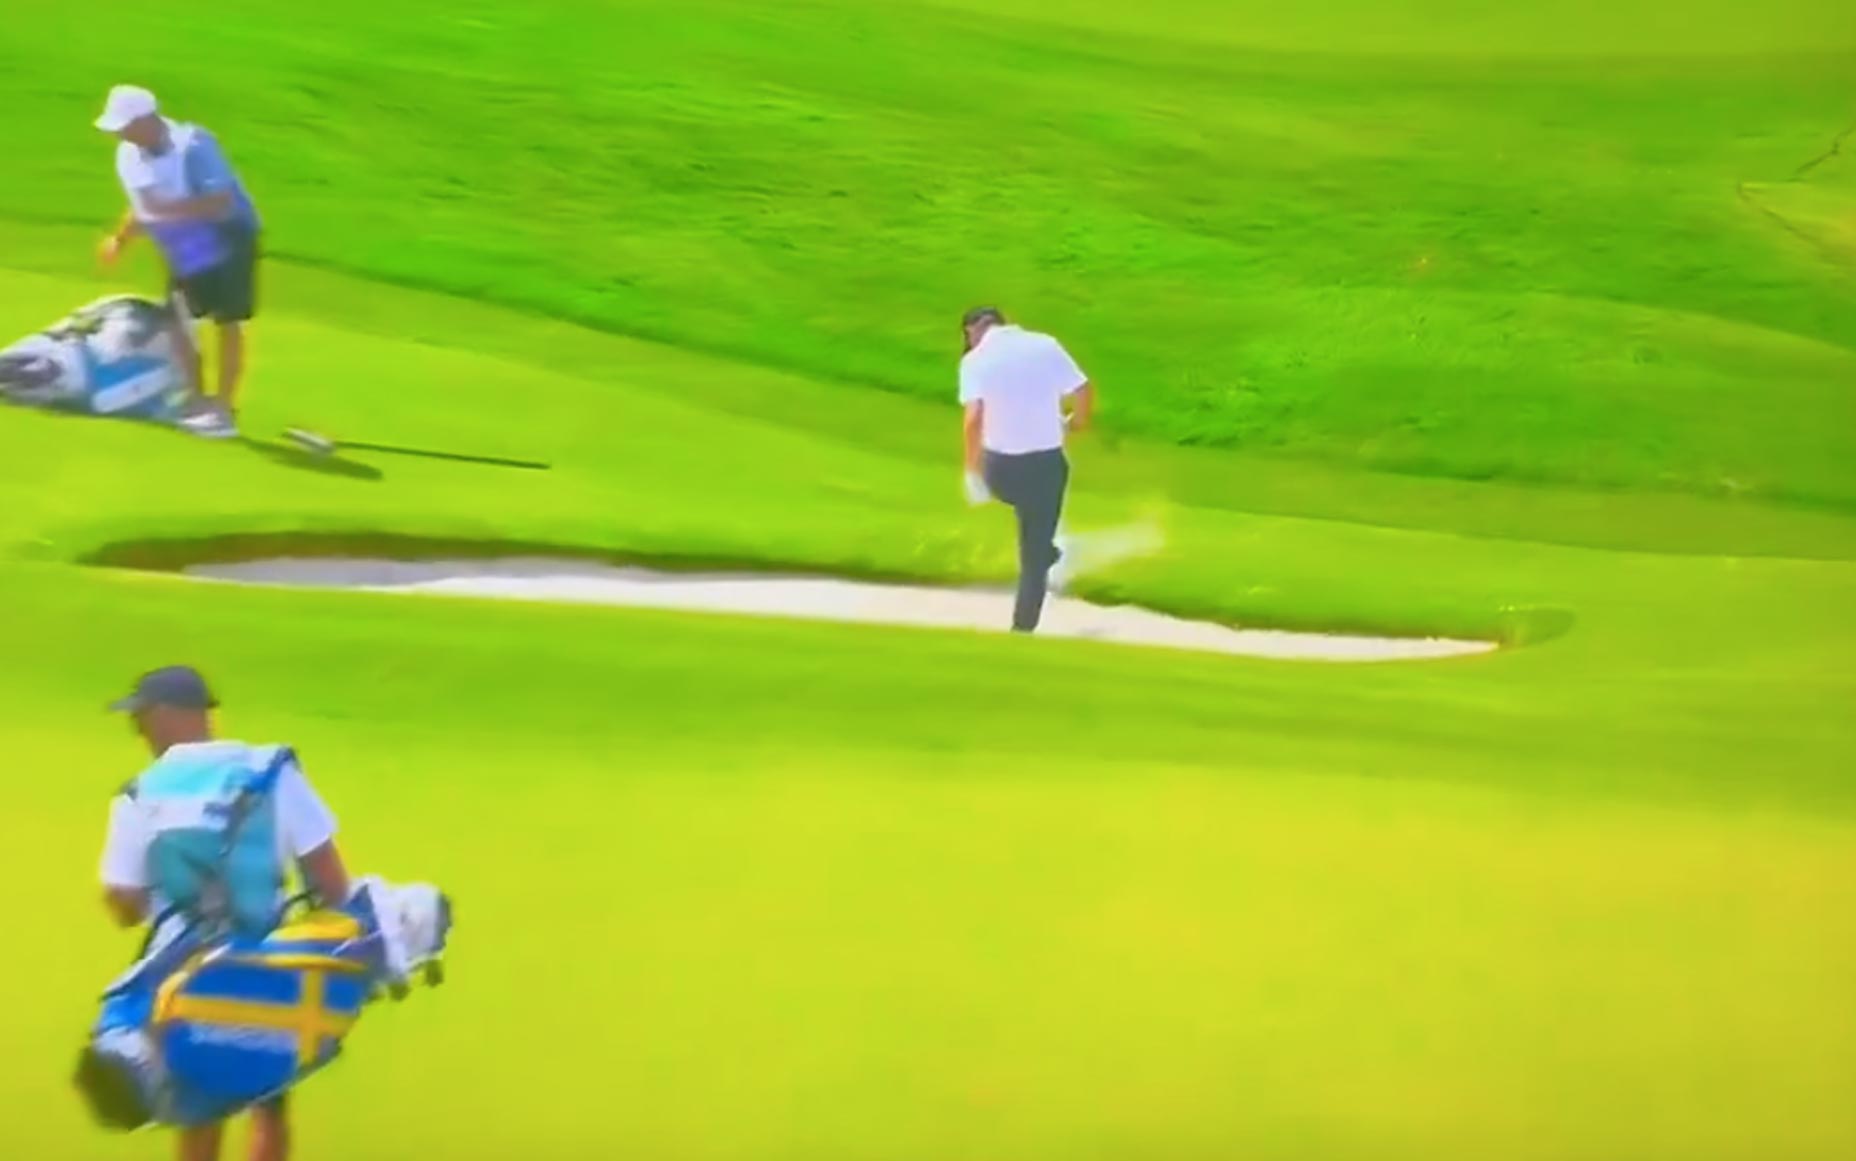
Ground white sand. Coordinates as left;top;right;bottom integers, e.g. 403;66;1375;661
181;556;1495;663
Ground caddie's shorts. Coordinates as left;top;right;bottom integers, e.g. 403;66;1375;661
172;228;260;324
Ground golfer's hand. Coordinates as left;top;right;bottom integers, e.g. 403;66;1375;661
964;470;992;507
97;234;124;267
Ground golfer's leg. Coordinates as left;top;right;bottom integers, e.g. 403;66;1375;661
214;235;257;418
1043;454;1070;574
987;454;1041;632
177;1121;224;1161
1012;456;1066;632
980;450;1014;510
248;1097;289;1161
167;289;205;402
216;322;245;417
1010;505;1045;632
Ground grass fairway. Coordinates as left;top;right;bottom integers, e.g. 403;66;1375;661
2;2;1855;1158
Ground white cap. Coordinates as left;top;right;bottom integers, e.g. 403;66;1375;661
95;85;158;132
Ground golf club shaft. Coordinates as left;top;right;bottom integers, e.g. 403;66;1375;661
339;442;551;471
282;427;549;471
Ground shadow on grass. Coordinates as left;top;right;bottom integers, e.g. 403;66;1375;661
0;407;384;481
81;530;947;585
236;437;385;482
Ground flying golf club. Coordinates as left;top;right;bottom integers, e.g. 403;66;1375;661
281;426;551;471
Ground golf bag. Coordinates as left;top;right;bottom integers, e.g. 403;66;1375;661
74;744;452;1131
0;295;191;421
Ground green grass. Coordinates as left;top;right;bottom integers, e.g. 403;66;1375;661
2;240;1853;1160
4;0;1855;502
1;2;1854;1158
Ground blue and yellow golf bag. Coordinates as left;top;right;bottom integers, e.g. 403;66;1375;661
74;744;451;1130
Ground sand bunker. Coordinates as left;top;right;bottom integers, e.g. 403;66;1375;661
181;556;1495;662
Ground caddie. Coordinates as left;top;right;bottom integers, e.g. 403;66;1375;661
95;85;262;439
97;665;349;1161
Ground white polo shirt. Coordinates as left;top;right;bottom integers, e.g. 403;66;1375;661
959;325;1089;455
115;120;193;221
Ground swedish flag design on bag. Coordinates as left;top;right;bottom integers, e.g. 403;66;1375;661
151;912;371;1124
78;834;452;1131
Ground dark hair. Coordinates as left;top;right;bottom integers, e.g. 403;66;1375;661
961;306;1005;353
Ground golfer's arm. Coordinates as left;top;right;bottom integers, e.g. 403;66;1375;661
141;191;234;221
111;210;142;245
1066;382;1095;433
103;887;149;928
298;842;353;907
963;402;985;472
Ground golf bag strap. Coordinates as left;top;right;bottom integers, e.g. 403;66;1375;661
132;745;301;949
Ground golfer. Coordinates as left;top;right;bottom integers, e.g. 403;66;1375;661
959;306;1095;633
98;665;349;1161
95;85;262;439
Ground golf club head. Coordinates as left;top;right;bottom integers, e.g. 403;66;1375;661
281;427;337;456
